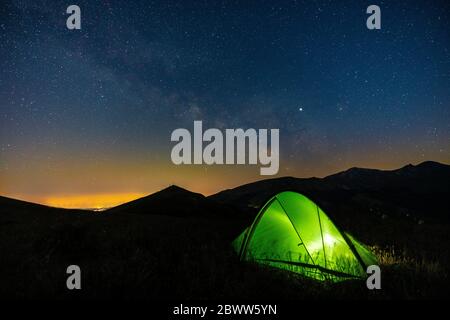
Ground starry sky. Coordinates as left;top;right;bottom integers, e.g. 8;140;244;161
1;0;449;208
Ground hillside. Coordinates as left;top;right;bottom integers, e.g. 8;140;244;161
209;161;450;223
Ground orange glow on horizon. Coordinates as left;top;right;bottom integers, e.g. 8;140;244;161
44;192;146;209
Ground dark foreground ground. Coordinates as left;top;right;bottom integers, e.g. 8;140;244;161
0;195;448;300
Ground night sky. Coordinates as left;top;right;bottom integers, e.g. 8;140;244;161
1;0;449;208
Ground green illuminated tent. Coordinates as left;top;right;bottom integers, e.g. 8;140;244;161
233;191;377;282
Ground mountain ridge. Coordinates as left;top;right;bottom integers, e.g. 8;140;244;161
1;161;449;222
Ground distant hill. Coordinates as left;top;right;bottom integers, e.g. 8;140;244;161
0;195;86;217
209;161;450;223
324;161;450;192
106;185;241;218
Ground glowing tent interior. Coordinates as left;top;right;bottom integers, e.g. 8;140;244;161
232;191;377;282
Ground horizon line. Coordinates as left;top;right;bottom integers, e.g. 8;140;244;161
1;159;448;210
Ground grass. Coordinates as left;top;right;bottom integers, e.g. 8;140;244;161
0;205;449;300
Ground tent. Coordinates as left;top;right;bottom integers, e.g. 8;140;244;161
232;191;377;282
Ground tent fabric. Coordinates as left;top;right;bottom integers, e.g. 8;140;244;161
233;191;377;282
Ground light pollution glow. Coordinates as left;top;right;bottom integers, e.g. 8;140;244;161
44;192;146;209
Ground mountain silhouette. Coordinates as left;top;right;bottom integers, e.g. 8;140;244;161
0;195;86;219
324;160;450;192
1;161;449;222
106;185;238;217
209;161;450;223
